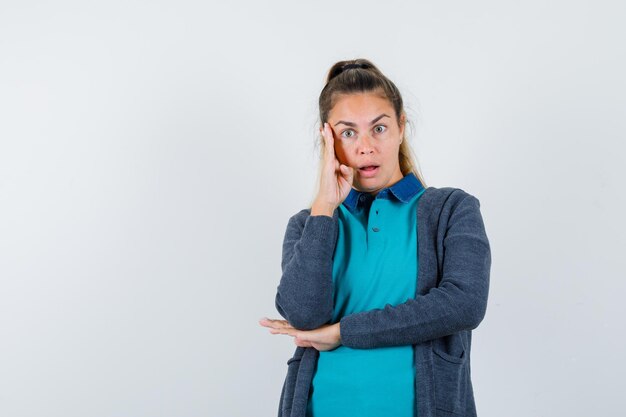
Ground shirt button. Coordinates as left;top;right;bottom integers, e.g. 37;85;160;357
372;227;380;232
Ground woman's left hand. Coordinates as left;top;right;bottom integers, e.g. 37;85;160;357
259;318;342;352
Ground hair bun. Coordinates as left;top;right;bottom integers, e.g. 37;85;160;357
341;63;366;70
327;62;370;83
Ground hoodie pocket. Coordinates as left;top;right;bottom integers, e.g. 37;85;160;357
432;346;468;415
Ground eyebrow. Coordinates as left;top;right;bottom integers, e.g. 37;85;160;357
333;113;390;127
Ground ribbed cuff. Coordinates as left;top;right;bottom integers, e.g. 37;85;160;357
338;314;369;348
303;213;337;242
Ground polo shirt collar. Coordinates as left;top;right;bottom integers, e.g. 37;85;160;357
343;172;425;212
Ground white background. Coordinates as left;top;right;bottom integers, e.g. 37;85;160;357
1;1;625;416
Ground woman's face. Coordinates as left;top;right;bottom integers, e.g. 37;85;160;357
325;92;405;195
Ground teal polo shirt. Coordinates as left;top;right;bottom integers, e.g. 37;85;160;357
306;172;427;417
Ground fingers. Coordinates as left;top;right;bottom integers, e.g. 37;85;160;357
339;164;352;177
270;328;297;336
338;164;354;186
295;338;313;348
322;124;348;179
258;318;294;330
270;326;299;337
259;318;298;337
321;122;335;161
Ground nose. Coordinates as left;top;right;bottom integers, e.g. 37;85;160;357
357;132;374;154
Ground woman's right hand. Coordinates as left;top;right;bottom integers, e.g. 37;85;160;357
311;122;354;216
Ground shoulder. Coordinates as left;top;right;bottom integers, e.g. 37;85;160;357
421;186;482;209
420;186;485;226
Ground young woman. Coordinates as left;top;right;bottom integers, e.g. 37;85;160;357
259;59;491;417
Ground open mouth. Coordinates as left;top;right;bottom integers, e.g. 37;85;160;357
359;165;379;176
360;165;378;171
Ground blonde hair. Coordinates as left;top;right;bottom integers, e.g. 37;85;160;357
309;58;426;207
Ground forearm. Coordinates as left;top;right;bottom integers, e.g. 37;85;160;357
339;194;491;348
338;280;489;348
275;212;337;330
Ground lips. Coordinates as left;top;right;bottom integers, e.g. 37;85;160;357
358;164;380;177
359;163;379;170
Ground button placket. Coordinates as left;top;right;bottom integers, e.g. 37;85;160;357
370;199;380;233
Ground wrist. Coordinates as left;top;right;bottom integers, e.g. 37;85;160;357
336;322;342;345
311;200;336;217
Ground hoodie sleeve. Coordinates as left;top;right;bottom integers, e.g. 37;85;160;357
338;194;491;348
275;209;337;330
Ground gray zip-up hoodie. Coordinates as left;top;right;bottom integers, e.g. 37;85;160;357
275;186;491;417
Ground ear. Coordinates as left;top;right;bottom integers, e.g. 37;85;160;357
399;113;406;142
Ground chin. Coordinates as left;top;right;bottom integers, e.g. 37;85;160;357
355;180;382;191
